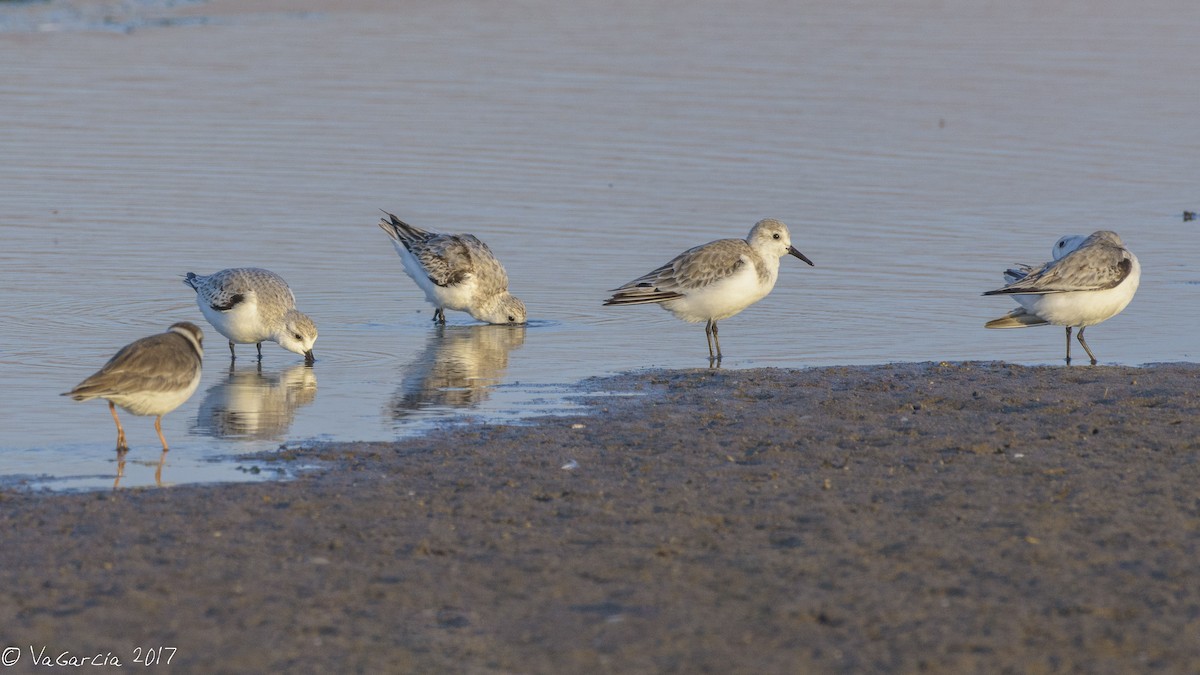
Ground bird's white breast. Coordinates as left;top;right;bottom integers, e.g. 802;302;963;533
111;370;202;417
664;254;778;323
197;291;270;344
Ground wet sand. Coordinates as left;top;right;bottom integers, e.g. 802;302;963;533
2;362;1199;673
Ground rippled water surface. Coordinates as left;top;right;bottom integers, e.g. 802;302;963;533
2;0;1197;489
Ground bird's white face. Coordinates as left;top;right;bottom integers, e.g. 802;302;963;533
479;295;527;325
750;219;814;266
750;219;794;257
278;312;318;359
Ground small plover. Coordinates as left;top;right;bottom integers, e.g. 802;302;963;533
63;321;204;454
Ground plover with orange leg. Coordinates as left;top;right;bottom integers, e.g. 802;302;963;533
378;211;527;325
984;230;1140;365
184;268;317;364
604;218;814;362
63;322;204;459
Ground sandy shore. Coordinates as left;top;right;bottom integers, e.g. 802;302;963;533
2;362;1199;673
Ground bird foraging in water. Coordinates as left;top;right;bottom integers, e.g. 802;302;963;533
63;322;204;454
604;218;814;361
377;211;527;325
984;230;1140;365
184;267;317;364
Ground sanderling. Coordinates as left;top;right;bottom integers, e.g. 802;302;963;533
184;268;317;364
377;211;527;325
603;218;814;360
63;322;204;454
984;230;1140;365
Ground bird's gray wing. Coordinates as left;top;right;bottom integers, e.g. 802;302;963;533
414;234;478;288
986;243;1132;295
71;333;200;398
616;238;749;293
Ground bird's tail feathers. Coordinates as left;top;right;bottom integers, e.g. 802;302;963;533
603;288;684;306
984;308;1048;329
62;384;101;401
378;211;427;248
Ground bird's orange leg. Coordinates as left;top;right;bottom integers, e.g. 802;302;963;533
154;415;170;452
109;402;128;451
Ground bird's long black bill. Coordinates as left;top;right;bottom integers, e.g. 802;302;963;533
304;350;316;365
788;246;814;266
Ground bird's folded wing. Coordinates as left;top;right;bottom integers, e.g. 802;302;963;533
986;245;1131;295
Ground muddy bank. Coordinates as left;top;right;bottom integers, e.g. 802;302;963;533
1;362;1198;673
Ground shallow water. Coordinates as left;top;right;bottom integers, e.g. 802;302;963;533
1;0;1197;490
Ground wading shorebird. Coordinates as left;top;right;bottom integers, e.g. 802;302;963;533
63;321;204;456
184;267;317;364
378;211;527;325
984;230;1140;365
604;218;814;361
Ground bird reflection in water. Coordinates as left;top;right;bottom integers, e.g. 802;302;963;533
112;449;167;489
389;324;526;419
193;362;318;440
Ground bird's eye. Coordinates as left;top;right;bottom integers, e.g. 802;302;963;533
772;233;781;239
508;315;516;322
293;333;303;341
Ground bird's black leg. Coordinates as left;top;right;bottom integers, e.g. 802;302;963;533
1064;327;1072;365
1076;327;1098;365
